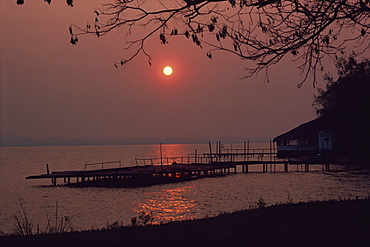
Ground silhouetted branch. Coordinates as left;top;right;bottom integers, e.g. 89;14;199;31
17;0;75;6
35;0;370;85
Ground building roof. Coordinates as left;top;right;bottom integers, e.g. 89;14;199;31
273;118;324;142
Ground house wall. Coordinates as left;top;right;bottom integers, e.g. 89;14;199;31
318;131;335;151
275;139;318;158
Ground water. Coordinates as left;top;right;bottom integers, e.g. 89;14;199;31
1;143;369;233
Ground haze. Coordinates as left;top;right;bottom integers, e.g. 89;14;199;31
1;1;337;145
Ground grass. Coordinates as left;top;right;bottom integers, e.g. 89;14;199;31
7;200;155;236
13;196;34;236
11;197;74;236
1;197;369;247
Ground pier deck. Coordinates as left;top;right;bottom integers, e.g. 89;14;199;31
26;162;237;187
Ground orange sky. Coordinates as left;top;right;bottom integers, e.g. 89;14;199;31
1;1;354;143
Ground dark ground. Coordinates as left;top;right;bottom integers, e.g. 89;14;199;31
1;199;369;247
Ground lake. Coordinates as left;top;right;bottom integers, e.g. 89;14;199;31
1;143;369;234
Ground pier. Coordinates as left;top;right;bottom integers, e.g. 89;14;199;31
26;142;370;187
27;161;237;187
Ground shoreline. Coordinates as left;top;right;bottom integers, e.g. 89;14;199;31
1;198;369;247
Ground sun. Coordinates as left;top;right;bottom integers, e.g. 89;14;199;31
163;66;173;76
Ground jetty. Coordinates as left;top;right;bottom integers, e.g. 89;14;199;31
26;161;238;187
26;142;370;187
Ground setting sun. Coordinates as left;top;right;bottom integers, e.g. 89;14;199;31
163;66;173;76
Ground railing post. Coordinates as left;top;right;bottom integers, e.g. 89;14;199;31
160;143;163;170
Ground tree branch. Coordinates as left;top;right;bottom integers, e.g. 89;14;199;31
66;0;370;85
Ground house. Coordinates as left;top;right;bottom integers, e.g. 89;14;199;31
273;118;335;158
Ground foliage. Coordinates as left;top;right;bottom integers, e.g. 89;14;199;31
131;211;154;226
106;220;125;229
13;196;35;236
313;55;370;157
12;197;74;236
19;0;370;85
44;201;74;234
17;0;75;6
256;197;267;208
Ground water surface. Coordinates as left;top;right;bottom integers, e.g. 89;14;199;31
1;144;369;233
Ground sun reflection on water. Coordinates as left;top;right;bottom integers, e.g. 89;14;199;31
135;185;198;223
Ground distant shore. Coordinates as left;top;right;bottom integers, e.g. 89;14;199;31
0;135;266;147
1;198;369;247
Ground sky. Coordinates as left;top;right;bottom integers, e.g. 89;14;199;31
0;1;363;144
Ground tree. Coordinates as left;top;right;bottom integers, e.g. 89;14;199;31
16;0;74;6
18;0;370;86
313;56;370;158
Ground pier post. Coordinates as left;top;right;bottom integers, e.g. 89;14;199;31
209;142;213;163
243;141;246;162
263;163;268;172
160;143;163;169
247;141;250;162
269;140;272;165
284;162;289;172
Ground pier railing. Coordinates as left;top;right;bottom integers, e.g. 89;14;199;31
84;161;122;171
135;154;212;167
134;148;279;167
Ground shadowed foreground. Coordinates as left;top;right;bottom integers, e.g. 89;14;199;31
1;199;369;247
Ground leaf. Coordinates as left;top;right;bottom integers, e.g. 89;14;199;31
219;26;227;38
197;24;203;33
228;0;236;7
323;36;330;45
16;0;24;5
159;33;168;44
206;52;212;59
191;34;202;47
361;28;366;36
66;0;74;7
291;49;299;56
170;29;178;35
208;24;215;32
233;42;238;51
70;37;78;45
261;26;268;33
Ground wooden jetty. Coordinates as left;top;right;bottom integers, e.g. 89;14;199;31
26;161;237;187
26;142;370;187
